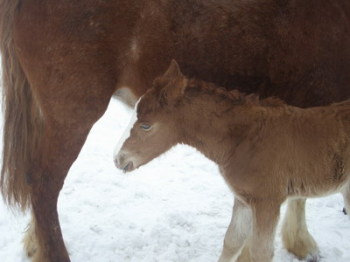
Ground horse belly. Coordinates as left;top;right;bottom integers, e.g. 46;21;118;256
125;0;350;107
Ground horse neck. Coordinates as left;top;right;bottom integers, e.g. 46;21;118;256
177;97;261;165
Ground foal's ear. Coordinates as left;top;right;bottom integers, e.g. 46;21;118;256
163;59;183;79
159;60;188;107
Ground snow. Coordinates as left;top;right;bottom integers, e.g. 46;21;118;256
0;99;349;262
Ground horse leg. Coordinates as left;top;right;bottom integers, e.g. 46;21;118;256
236;200;312;262
235;237;251;262
23;212;38;258
281;199;318;259
218;198;252;262
22;60;114;260
28;105;111;262
342;181;350;216
249;201;281;262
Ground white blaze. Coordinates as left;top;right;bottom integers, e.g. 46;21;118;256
113;98;141;158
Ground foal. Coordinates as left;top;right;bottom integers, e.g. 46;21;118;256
115;61;350;262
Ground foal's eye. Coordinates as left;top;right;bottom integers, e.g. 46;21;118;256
140;123;152;131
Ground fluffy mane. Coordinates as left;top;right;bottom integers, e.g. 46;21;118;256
185;78;286;107
145;60;287;114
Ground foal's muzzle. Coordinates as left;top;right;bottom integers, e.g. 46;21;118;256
114;153;135;172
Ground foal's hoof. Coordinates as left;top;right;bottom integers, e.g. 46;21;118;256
282;229;318;260
343;207;347;215
306;252;321;262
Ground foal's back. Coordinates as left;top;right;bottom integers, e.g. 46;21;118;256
246;100;350;198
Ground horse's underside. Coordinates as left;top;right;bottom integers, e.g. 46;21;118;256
1;0;350;261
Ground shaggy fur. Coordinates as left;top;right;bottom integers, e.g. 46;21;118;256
1;1;350;261
115;61;350;262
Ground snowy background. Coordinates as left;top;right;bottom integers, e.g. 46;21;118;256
0;99;349;262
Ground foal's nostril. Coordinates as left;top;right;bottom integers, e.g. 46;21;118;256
123;161;133;172
114;157;121;169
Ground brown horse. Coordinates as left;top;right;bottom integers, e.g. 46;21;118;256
115;60;350;262
1;0;350;261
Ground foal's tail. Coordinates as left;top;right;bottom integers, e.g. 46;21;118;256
0;0;44;211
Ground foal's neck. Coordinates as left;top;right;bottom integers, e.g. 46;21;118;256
178;96;262;165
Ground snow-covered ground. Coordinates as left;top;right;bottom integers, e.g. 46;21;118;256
0;99;349;262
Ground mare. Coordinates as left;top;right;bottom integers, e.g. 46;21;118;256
115;60;350;262
1;0;350;261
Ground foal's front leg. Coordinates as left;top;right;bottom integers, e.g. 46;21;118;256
218;198;252;262
250;200;281;262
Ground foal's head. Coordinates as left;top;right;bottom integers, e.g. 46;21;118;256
114;60;258;172
114;60;189;172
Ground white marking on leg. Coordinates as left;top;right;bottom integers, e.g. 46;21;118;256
219;199;252;262
113;97;141;158
230;205;252;261
281;198;318;259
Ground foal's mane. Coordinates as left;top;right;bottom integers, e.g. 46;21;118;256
185;78;285;107
147;70;286;114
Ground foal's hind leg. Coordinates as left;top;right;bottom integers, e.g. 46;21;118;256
281;199;318;259
218;198;252;262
